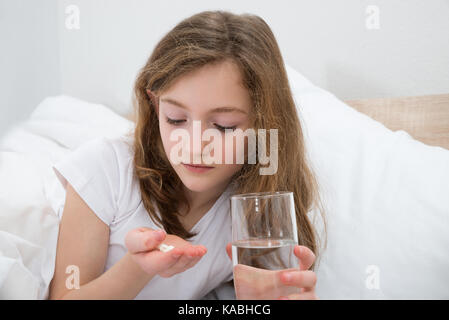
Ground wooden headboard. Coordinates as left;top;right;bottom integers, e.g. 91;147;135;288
345;94;449;150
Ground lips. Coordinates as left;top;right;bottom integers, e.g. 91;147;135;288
182;163;215;173
183;163;214;168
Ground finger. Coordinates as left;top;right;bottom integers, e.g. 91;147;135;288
125;228;165;254
183;256;202;270
186;245;207;261
294;245;316;271
165;250;197;274
226;243;232;260
280;270;317;290
183;246;207;269
279;290;318;300
168;245;206;271
169;256;200;275
158;246;205;277
135;246;184;273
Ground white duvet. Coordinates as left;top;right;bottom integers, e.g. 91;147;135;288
1;66;448;299
0;96;134;299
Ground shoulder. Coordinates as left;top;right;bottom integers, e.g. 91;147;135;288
93;135;135;184
97;135;134;163
104;134;134;155
102;135;144;224
52;134;140;226
95;135;145;225
74;135;134;184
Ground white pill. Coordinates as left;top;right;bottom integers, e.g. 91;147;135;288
158;243;174;252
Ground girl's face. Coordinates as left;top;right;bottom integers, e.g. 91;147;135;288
155;60;252;193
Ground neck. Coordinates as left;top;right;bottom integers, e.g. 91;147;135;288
182;180;230;214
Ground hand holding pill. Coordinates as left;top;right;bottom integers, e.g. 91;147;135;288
125;227;207;278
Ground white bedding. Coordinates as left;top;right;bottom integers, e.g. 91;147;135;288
0;95;134;299
286;65;449;299
1;65;448;299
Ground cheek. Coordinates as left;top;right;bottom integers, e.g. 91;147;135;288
159;121;175;156
221;132;247;164
212;134;245;177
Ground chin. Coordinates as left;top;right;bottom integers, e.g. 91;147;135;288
171;163;240;193
171;164;214;192
179;175;217;193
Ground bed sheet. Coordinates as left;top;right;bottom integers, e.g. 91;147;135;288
0;95;134;299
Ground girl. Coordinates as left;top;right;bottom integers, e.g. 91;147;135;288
49;10;325;300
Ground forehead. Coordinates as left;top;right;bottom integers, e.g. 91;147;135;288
159;60;252;114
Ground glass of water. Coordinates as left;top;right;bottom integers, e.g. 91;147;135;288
231;191;301;300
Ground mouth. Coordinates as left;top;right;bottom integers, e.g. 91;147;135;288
182;163;215;173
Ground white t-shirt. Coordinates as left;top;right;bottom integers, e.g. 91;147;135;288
50;135;236;300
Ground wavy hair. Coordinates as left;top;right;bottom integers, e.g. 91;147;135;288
130;10;326;269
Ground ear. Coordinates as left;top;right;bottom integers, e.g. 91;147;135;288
146;89;159;116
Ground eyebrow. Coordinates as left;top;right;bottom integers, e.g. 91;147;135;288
160;97;248;115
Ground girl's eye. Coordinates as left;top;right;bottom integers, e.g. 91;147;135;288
166;117;236;132
166;117;186;125
214;123;237;132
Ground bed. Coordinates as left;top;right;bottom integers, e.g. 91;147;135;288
345;94;449;150
1;65;448;299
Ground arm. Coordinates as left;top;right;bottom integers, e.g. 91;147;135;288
49;183;154;300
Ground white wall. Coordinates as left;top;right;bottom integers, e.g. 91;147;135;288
0;0;60;137
2;0;449;133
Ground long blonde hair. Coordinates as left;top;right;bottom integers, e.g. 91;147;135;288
131;10;326;269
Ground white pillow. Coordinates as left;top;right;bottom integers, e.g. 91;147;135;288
0;151;59;299
285;64;449;299
0;95;134;299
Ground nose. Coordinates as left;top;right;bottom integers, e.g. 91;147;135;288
189;120;212;165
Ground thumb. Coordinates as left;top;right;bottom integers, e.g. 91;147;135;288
125;228;166;254
294;245;316;271
226;243;232;260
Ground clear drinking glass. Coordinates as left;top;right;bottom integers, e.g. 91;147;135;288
231;191;301;300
